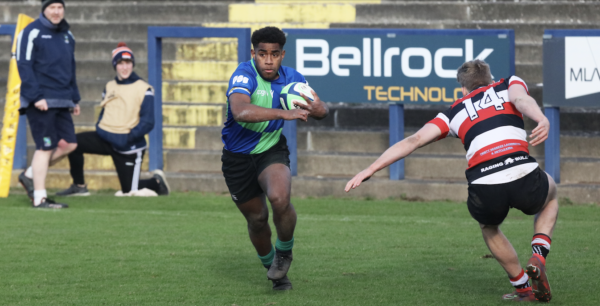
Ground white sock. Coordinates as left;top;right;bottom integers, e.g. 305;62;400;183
33;190;47;206
25;166;33;179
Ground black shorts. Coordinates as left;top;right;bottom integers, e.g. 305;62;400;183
221;136;290;204
26;107;76;150
467;167;549;225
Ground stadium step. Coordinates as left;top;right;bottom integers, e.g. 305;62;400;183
3;79;230;105
67;82;227;106
64;60;234;83
1;2;229;24
161;104;225;127
159;149;600;184
5;95;600;154
162;61;238;82
8;169;600;204
162;81;229;103
0;39;220;62
11;105;600;156
25;98;225;127
72;101;98;124
162;150;222;174
0;59;548;92
228;3;357;23
51;22;325;43
353;2;600;25
333;21;598;45
27;148;150;172
516;43;542;65
561;157;600;184
78;102;225;128
0;1;584;27
31;144;598;184
297;130;598;159
296;152;467;180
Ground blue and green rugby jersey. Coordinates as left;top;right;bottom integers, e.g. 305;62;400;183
222;59;307;154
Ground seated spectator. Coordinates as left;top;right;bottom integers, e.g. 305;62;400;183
56;42;169;197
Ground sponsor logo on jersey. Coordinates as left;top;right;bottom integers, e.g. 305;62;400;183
256;90;274;98
41;35;52;39
232;75;249;84
478;142;523;157
43;137;52;147
481;161;504;173
480;155;528;173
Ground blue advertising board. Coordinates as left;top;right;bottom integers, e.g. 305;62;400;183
543;30;600;108
541;29;600;183
283;29;514;105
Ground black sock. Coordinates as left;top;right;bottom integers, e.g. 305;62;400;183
139;178;160;191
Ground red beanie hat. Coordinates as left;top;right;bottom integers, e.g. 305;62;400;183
112;42;135;69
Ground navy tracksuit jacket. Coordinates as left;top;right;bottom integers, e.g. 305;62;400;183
16;13;80;110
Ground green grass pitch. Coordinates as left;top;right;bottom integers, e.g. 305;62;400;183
0;192;598;305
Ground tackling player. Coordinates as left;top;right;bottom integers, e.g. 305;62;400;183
346;60;557;302
221;27;328;290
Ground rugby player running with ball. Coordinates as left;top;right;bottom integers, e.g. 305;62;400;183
346;60;557;302
221;27;328;290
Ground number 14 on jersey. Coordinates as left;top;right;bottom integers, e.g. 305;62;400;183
464;89;507;121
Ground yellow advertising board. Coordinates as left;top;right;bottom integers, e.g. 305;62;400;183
0;14;34;197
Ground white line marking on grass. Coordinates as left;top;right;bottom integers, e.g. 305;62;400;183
299;214;462;225
79;209;241;220
82;209;191;217
3;207;239;219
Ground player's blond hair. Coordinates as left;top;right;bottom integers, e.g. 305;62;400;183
456;60;493;92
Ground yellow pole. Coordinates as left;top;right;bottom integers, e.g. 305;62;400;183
0;14;34;197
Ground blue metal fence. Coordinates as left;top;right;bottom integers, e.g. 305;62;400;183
388;104;405;180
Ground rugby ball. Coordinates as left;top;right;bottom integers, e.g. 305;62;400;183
279;82;315;110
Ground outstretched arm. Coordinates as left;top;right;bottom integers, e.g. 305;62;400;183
345;123;442;192
229;93;309;123
509;84;549;146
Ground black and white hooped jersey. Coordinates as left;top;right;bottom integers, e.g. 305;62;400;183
427;76;539;185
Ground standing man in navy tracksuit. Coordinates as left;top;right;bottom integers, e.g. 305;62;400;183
17;0;79;208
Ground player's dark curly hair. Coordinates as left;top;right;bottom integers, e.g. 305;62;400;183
251;27;286;49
